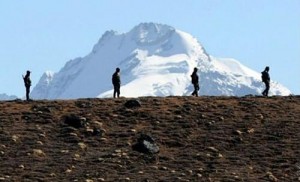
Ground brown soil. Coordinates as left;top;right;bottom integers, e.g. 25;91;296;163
0;96;300;181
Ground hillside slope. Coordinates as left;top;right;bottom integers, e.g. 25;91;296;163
0;96;299;181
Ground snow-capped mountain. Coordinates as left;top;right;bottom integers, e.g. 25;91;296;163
31;23;291;99
0;93;18;100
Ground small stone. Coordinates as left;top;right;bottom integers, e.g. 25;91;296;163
50;173;56;177
197;173;202;177
218;153;223;158
266;172;278;182
175;115;182;119
85;179;93;182
98;178;105;181
138;171;144;174
39;134;46;138
115;149;122;153
78;142;87;150
80;117;87;122
207;147;219;153
0;151;4;155
12;135;18;142
234;130;243;135
150;166;158;170
33;149;46;157
0;177;5;181
36;141;43;145
256;114;264;119
61;150;69;153
36;125;42;130
100;137;107;142
65;169;72;173
86;128;94;133
19;165;25;169
92;121;103;128
171;170;176;173
130;129;136;133
69;132;78;137
161;166;168;170
247;128;255;134
74;154;80;158
0;145;6;148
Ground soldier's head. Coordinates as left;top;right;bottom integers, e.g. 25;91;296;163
265;66;269;72
116;67;120;73
194;67;198;72
26;70;31;75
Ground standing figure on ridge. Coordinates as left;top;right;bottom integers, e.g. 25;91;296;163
191;67;200;97
112;67;121;98
22;70;32;101
261;66;270;96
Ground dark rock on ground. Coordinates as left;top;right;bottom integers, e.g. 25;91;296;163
132;134;159;154
124;99;141;108
63;114;86;128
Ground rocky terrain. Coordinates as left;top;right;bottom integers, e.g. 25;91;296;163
0;96;299;181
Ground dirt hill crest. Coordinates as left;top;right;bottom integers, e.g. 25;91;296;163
0;96;299;181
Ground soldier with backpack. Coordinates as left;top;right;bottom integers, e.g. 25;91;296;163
191;67;200;97
112;67;121;98
261;66;270;96
22;70;32;101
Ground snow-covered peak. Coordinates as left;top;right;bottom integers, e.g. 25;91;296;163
31;23;291;99
130;23;175;45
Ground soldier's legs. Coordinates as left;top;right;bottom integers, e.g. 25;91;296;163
26;87;30;101
192;84;199;97
113;84;120;98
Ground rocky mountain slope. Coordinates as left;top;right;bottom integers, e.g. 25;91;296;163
31;23;291;99
0;96;299;181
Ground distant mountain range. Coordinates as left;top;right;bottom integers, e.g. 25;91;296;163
31;23;291;99
0;93;17;101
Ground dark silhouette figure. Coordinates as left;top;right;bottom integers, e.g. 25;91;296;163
261;66;270;96
191;67;200;97
22;70;32;101
112;67;121;98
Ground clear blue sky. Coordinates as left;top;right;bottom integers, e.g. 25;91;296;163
0;0;299;97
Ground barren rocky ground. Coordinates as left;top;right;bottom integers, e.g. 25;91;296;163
0;96;299;181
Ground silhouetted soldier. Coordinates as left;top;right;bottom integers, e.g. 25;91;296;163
191;67;200;97
112;67;121;98
261;66;270;96
22;70;32;101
